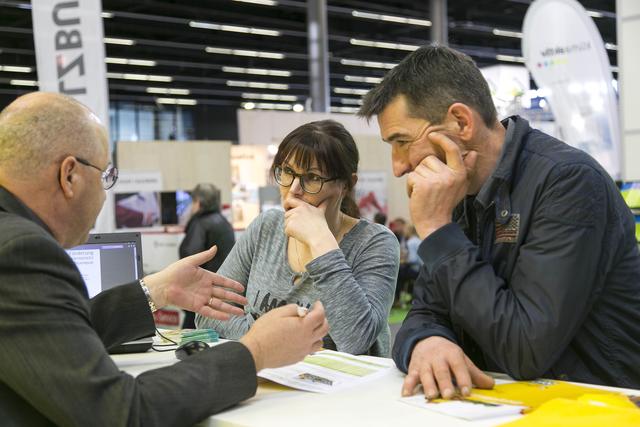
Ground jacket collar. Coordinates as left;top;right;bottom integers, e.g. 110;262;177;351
0;186;55;236
472;115;532;223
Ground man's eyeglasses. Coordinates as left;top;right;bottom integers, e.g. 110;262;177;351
274;165;337;194
75;157;119;190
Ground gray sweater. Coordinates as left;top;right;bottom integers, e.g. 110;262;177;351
196;209;399;356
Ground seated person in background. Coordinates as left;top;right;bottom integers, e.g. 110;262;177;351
389;217;407;244
373;211;387;226
0;92;329;426
396;225;422;306
180;183;236;328
405;225;423;274
358;44;640;397
197;120;399;356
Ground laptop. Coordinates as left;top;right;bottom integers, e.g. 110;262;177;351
67;232;153;353
67;232;143;298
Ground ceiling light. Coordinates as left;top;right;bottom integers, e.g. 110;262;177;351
233;0;278;5
331;106;359;114
222;66;291;77
340;59;397;69
190;21;280;36
351;10;431;27
107;72;172;82
340;98;363;105
349;38;419;52
0;65;32;73
605;43;617;51
242;102;291;110
333;87;370;95
255;103;292;110
146;87;190;95
101;12;114;18
495;55;525;63
292;104;304;112
9;79;38;86
492;29;522;38
106;57;156;67
104;37;135;45
205;46;285;59
227;80;288;90
344;75;382;84
241;93;297;101
156;97;197;105
587;10;603;18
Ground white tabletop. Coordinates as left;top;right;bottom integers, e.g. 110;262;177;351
112;347;639;427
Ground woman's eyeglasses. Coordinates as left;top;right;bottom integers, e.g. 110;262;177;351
274;165;336;194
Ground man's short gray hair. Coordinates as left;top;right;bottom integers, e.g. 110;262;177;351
0;92;102;180
192;183;221;212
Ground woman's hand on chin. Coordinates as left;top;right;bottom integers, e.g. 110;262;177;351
283;198;337;257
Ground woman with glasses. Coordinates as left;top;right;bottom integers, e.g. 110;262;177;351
196;120;399;356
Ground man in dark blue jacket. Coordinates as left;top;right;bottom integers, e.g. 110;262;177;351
359;45;640;398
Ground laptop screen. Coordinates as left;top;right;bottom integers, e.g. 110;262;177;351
66;232;144;298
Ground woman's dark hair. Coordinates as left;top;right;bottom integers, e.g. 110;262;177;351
270;120;360;218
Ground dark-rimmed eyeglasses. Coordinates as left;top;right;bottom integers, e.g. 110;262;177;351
274;165;337;194
75;157;119;190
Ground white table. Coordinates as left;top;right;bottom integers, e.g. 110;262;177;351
112;348;639;427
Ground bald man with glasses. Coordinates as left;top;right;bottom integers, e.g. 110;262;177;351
0;92;329;426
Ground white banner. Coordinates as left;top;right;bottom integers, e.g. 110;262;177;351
522;0;620;178
31;0;109;128
32;0;114;232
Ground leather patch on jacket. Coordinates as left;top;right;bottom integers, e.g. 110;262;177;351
495;214;520;243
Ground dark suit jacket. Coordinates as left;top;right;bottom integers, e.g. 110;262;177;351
0;187;257;426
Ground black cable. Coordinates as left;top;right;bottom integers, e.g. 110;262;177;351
151;328;180;352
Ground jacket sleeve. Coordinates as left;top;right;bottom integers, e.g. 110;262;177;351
418;163;610;379
89;282;156;348
391;265;459;372
305;229;399;355
0;232;257;426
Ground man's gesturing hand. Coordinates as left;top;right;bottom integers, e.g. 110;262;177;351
402;336;494;399
240;301;329;371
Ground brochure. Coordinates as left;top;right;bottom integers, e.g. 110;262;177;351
258;350;394;393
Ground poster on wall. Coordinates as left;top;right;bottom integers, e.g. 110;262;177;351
355;171;388;221
113;171;163;229
522;0;620;178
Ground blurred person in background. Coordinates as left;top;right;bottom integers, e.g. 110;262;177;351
180;183;235;328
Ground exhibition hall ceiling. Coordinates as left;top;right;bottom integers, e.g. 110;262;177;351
0;0;617;112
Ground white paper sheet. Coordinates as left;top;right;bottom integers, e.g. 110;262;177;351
258;350;394;393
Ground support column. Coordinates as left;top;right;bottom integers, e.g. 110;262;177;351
430;0;448;46
307;0;330;112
